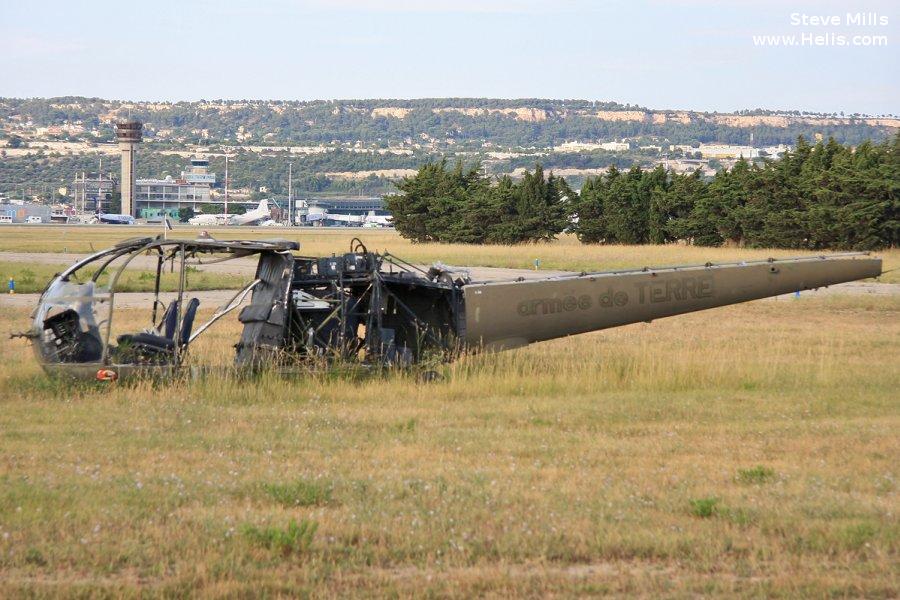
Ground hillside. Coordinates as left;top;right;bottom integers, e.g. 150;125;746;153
2;97;897;148
1;98;897;200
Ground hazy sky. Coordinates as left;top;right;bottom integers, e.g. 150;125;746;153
1;0;897;114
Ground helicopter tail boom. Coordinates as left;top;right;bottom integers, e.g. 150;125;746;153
463;253;882;351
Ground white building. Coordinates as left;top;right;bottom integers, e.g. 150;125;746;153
760;144;791;157
553;140;631;152
698;144;759;159
134;156;216;219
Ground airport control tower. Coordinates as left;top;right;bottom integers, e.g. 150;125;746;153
115;120;142;216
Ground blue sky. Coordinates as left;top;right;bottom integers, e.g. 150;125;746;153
0;0;897;114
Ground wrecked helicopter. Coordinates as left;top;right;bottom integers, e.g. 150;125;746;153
24;235;882;382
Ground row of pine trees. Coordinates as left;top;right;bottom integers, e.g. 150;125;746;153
385;136;898;250
385;162;573;244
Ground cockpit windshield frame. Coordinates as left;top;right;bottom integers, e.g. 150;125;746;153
30;236;300;379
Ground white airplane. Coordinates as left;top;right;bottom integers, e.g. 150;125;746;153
304;210;393;227
227;199;272;226
188;212;228;226
97;212;135;225
188;200;271;227
363;211;393;227
305;212;363;226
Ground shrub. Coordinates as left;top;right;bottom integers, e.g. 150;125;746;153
689;497;719;518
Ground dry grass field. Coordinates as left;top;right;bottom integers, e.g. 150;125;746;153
0;227;897;597
1;224;898;283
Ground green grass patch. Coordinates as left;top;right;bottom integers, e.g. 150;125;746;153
839;522;878;551
24;548;47;566
242;519;318;556
736;465;777;485
689;497;720;518
261;479;333;507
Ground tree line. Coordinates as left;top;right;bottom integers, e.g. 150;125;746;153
386;161;574;244
386;136;898;250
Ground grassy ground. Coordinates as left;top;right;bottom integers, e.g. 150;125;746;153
0;290;897;596
2;225;898;283
0;260;249;294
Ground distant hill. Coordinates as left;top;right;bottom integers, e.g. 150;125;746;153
2;97;897;148
2;97;897;201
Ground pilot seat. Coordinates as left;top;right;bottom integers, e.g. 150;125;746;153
115;298;200;363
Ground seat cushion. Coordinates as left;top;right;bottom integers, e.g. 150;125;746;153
117;332;175;351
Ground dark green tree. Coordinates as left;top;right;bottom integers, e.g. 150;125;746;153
602;166;655;244
573;174;608;243
385;161;450;242
655;170;704;243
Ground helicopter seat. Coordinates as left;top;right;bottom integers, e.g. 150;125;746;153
116;298;200;361
158;299;180;339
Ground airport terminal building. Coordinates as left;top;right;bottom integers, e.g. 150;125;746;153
306;198;385;216
134;157;217;219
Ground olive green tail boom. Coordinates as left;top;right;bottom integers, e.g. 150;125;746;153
462;253;882;351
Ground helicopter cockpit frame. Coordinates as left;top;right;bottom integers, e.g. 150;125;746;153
29;236;299;381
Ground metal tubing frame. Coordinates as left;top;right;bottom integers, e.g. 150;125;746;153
174;244;187;364
151;248;164;325
100;240;159;363
189;278;262;343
